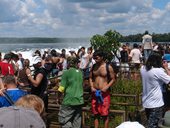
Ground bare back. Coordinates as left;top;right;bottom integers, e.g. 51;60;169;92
52;57;60;64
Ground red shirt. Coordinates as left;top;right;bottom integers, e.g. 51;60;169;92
0;62;14;76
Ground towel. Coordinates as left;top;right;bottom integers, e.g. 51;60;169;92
95;90;103;104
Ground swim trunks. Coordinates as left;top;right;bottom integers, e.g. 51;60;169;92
91;91;110;116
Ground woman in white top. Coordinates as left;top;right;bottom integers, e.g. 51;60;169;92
140;51;170;128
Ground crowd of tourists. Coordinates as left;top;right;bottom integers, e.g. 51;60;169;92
1;33;170;128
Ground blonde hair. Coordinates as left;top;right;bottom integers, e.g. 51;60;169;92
15;94;44;115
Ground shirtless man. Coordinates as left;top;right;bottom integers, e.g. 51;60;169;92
89;50;116;128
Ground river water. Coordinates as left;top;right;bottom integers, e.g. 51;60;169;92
0;37;91;53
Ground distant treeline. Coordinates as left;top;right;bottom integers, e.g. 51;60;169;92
0;32;170;44
0;37;63;43
0;37;90;44
120;32;170;42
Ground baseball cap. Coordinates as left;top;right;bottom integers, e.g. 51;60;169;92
0;106;46;128
32;56;42;65
163;54;170;62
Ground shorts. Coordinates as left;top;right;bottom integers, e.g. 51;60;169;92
58;105;82;128
91;91;110;116
145;106;164;128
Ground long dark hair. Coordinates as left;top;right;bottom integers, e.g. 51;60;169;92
145;51;162;71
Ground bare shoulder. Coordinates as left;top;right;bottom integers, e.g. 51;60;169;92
108;63;115;77
108;64;114;71
52;57;60;63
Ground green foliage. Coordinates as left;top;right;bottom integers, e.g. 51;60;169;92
121;33;143;42
110;78;143;115
111;78;142;94
152;33;170;42
90;34;109;51
104;30;122;56
90;30;122;61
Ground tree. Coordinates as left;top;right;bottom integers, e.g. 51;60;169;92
90;30;122;61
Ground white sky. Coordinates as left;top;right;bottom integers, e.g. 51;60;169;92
0;0;170;37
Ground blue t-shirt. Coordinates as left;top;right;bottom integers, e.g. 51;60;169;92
0;88;27;107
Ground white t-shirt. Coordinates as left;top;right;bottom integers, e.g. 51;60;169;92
17;60;23;70
79;53;89;69
142;34;153;49
140;66;170;108
129;48;142;63
62;59;67;70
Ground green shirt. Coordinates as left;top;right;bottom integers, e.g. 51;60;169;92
60;68;84;106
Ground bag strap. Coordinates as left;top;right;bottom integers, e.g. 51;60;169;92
106;63;111;83
3;91;15;105
91;63;96;82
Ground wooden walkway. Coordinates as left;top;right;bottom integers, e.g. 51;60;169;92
47;90;146;128
45;68;145;127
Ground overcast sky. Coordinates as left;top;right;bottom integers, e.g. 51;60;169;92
0;0;170;37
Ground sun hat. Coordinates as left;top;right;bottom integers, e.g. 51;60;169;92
0;106;46;128
32;56;42;65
